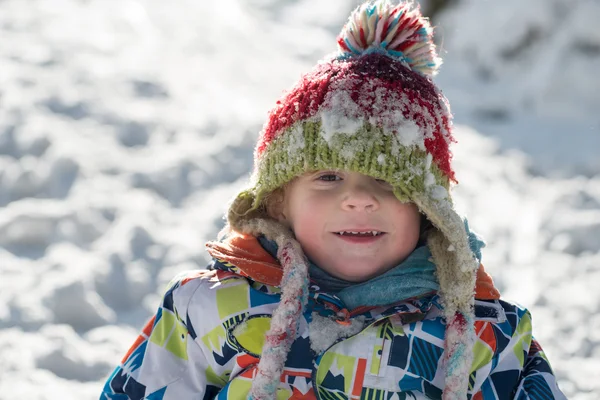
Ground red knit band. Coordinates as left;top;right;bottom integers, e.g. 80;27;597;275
255;53;456;182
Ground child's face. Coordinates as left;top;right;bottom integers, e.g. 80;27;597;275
277;170;421;282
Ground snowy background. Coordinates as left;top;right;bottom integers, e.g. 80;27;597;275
1;0;599;398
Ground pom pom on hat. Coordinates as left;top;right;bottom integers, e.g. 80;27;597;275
337;0;442;76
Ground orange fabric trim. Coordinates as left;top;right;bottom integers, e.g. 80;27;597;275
282;369;313;379
121;315;155;363
206;233;501;300
236;353;260;370
352;358;368;398
474;264;501;300
206;233;283;287
475;321;498;353
290;387;316;400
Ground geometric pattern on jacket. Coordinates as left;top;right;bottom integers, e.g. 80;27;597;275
101;260;567;400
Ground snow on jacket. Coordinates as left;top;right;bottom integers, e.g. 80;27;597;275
101;234;566;400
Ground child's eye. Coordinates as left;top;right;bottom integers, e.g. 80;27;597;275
317;174;341;182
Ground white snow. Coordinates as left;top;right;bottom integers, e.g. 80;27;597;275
320;111;365;145
320;89;365;145
0;0;599;399
319;84;429;153
436;0;600;176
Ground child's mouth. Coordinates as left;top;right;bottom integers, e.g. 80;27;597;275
333;231;386;244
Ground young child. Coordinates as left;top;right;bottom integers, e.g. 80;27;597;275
101;1;566;399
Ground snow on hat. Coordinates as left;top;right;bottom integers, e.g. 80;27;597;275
227;1;479;398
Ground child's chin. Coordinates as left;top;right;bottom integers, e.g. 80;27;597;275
328;263;386;282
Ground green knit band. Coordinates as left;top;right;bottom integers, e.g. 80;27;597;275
228;120;451;225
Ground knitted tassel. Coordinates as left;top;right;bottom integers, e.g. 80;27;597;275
442;311;475;400
236;218;310;400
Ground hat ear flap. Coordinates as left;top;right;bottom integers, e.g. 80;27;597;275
426;228;475;313
413;193;478;310
415;193;479;399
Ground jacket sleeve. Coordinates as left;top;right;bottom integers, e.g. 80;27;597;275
479;305;567;400
100;271;221;400
512;336;567;400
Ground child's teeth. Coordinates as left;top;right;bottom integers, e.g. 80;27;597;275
338;231;381;236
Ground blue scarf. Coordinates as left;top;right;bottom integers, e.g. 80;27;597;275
257;221;484;310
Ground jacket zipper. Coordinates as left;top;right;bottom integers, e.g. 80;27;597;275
309;311;392;400
309;295;437;399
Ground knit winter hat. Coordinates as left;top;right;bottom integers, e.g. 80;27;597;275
227;1;480;399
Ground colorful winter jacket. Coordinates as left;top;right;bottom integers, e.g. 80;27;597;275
101;234;566;400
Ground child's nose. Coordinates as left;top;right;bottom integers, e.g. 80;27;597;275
341;185;380;212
